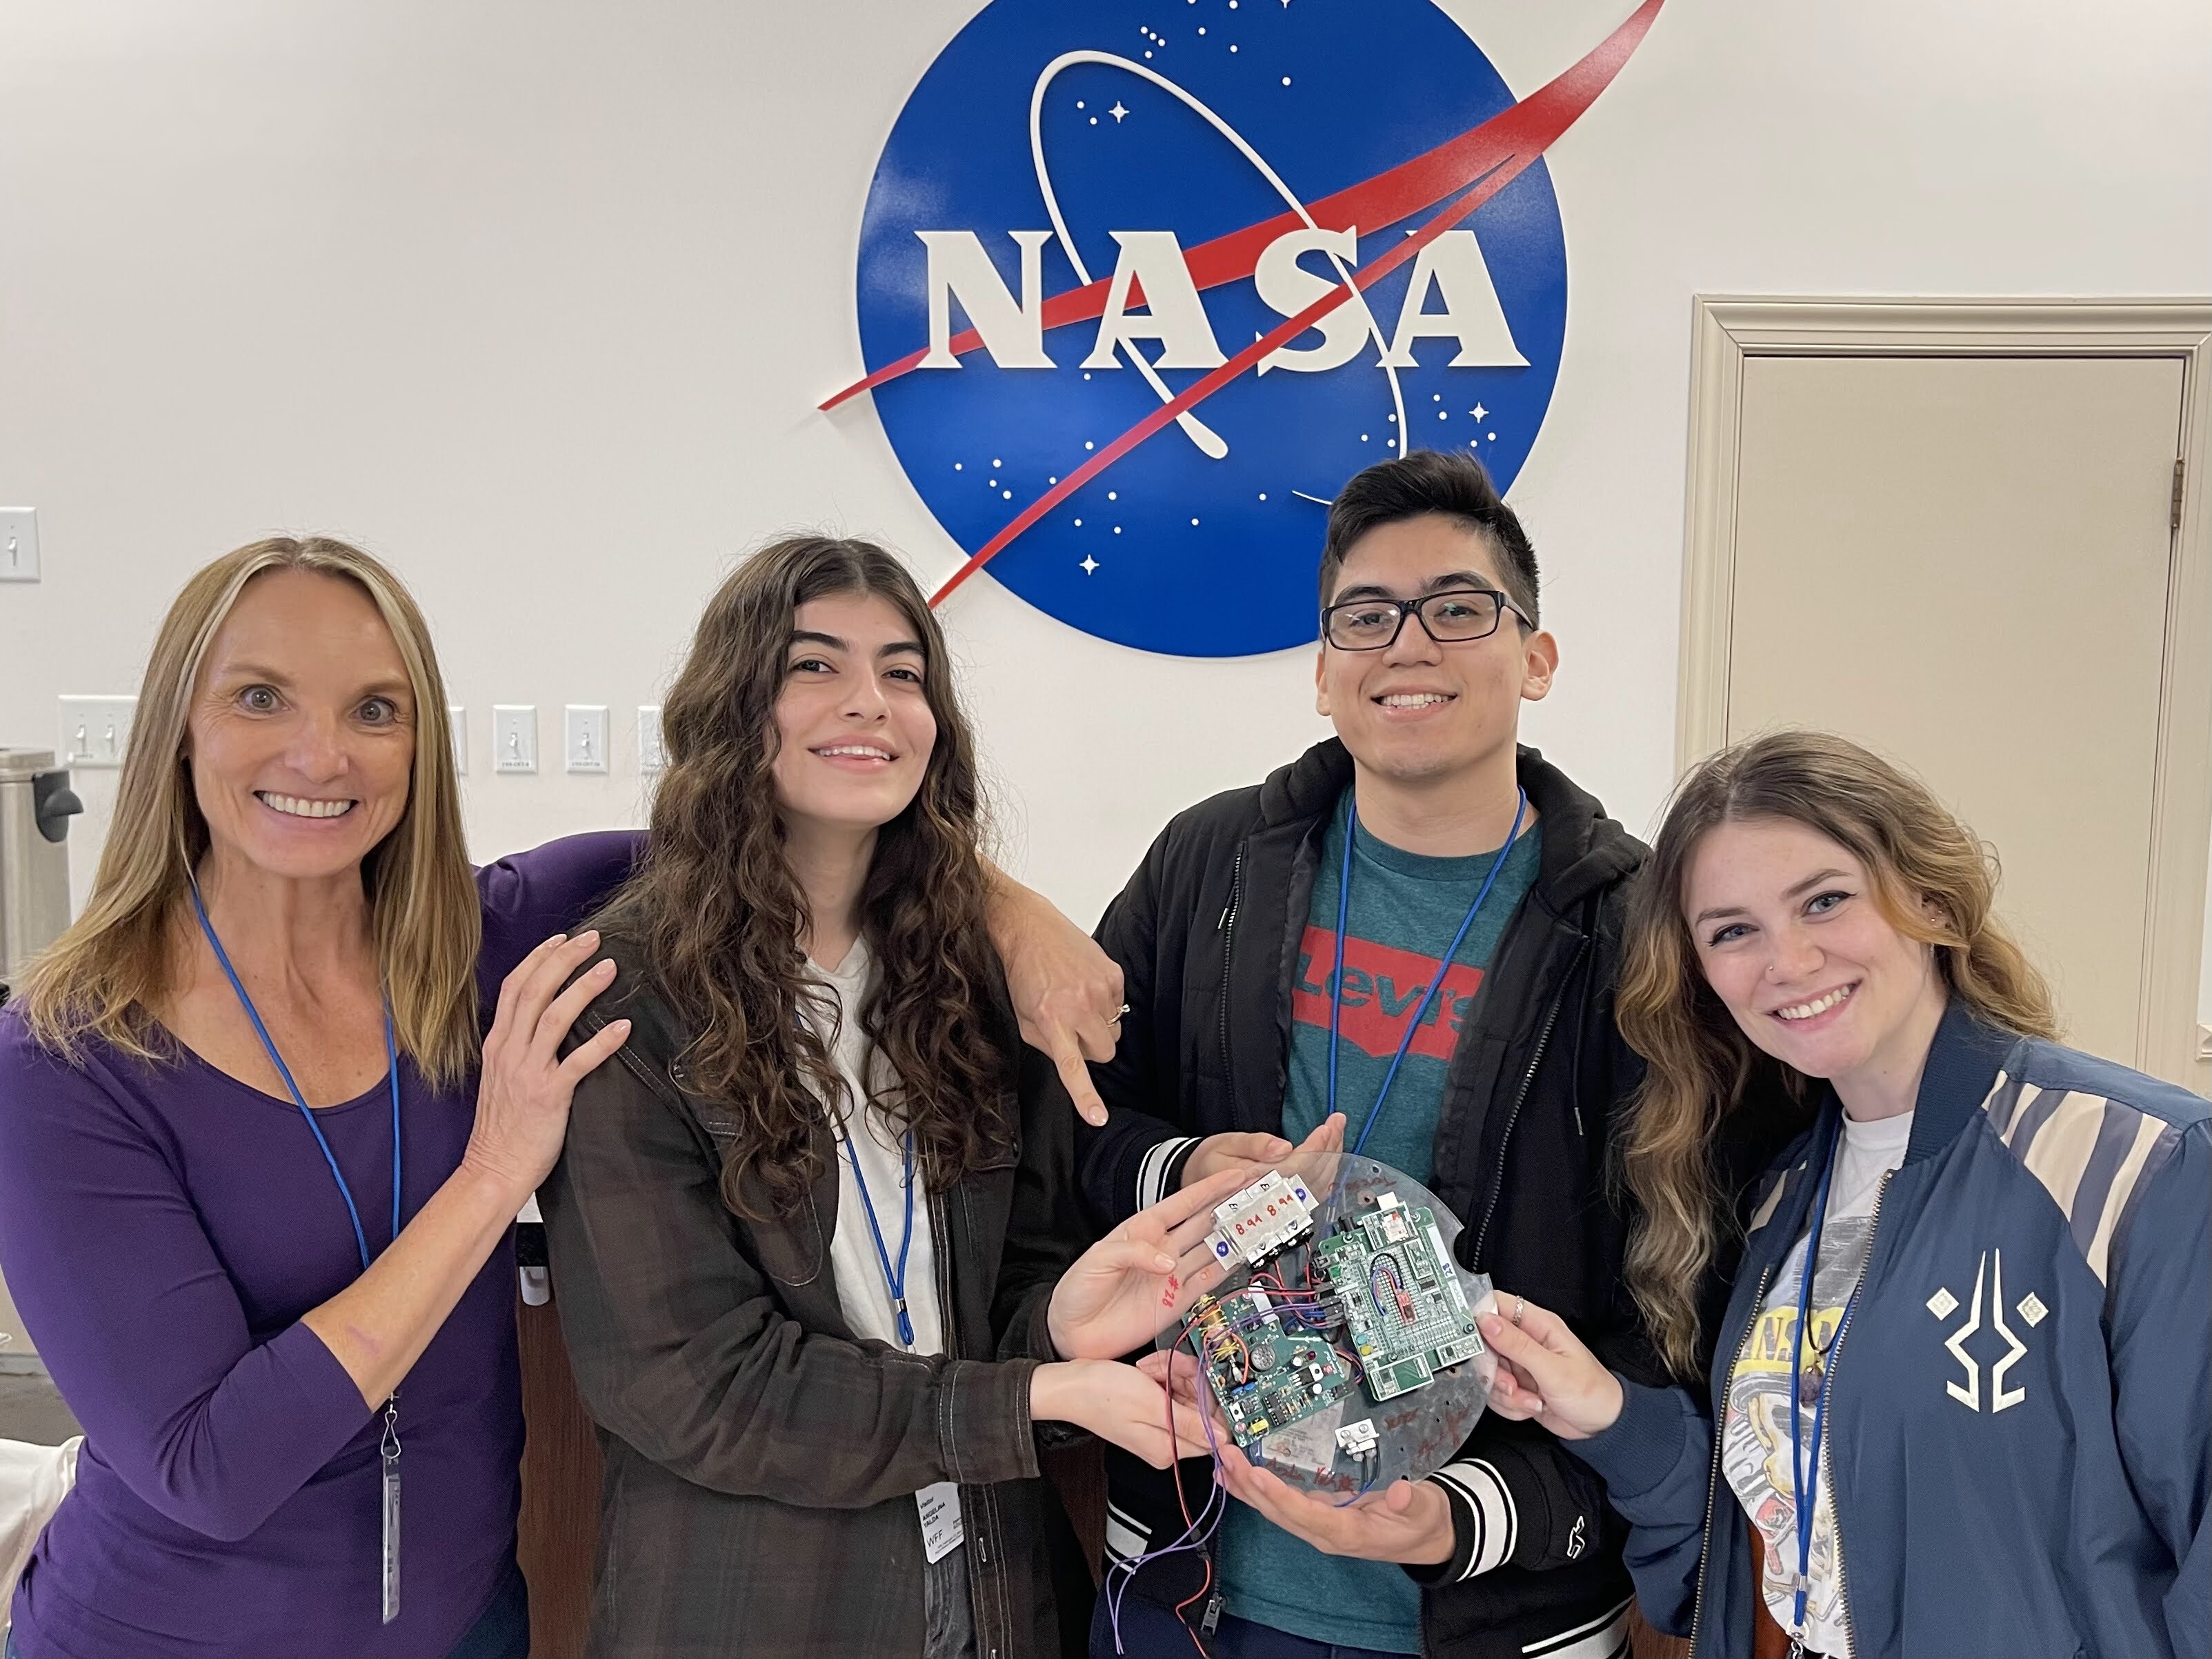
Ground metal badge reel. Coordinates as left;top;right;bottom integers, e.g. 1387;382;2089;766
1161;1153;1497;1498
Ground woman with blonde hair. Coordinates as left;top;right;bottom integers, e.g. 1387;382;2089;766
0;538;651;1658
1473;731;2207;1658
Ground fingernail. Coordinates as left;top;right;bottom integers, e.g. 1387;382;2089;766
595;958;617;974
612;1019;632;1032
578;928;600;943
1154;1253;1175;1272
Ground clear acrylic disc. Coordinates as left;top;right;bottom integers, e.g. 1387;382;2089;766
1159;1153;1496;1497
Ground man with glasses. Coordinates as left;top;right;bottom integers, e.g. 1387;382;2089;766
1077;450;1662;1659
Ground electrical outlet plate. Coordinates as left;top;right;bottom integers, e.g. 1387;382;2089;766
492;705;537;773
58;695;135;767
447;706;468;773
0;508;38;582
564;705;609;774
638;704;664;773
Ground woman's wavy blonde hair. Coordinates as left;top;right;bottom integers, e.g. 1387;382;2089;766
1617;730;2057;1377
17;537;480;1086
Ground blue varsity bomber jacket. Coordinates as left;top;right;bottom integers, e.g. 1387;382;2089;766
1571;1002;2210;1658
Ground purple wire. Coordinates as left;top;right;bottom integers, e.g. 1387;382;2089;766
1104;1332;1232;1655
1107;1269;1389;1648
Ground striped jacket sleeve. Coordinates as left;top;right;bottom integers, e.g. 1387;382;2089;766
1982;1061;2210;1655
2109;1117;2212;1656
1408;1411;1632;1590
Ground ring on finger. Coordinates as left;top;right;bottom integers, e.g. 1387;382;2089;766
1511;1296;1526;1327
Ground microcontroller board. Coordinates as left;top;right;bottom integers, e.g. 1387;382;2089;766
1190;1285;1357;1449
1308;1192;1485;1401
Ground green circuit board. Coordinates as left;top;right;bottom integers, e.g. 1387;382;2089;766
1188;1284;1358;1449
1308;1193;1484;1401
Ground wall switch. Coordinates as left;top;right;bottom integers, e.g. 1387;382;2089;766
447;706;468;773
0;508;38;582
59;695;135;767
637;705;664;773
492;705;537;773
564;705;609;774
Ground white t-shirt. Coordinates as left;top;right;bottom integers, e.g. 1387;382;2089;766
800;940;946;1358
1721;1110;1913;1658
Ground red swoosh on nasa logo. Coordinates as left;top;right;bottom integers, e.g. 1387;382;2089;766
919;0;1663;604
822;0;1660;415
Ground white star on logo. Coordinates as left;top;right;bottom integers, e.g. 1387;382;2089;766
1080;555;1100;575
1470;403;1489;422
1110;101;1130;122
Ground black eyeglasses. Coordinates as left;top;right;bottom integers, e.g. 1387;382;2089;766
1320;587;1531;651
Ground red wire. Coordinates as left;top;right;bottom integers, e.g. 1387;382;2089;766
1167;1333;1214;1658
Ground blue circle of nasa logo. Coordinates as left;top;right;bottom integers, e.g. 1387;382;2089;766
845;0;1570;657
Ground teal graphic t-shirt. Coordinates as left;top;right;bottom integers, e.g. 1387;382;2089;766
1220;788;1542;1652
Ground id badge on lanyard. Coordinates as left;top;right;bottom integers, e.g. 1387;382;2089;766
192;888;408;1625
381;1392;403;1622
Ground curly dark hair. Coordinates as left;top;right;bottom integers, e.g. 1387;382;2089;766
599;535;1008;1219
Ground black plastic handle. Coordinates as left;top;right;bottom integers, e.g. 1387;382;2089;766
34;771;83;844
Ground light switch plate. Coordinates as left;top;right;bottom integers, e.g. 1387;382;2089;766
637;704;664;773
58;695;135;767
0;508;38;582
447;706;468;773
492;705;537;773
564;705;609;774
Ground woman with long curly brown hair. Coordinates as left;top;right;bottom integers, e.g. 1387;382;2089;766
1471;731;2207;1658
537;535;1253;1658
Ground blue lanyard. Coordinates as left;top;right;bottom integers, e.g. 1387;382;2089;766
190;887;401;1273
1327;788;1527;1158
1788;1115;1859;1640
838;1117;918;1349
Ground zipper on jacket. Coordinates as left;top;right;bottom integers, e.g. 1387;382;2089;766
1468;934;1589;1266
1818;1170;1888;1659
1689;1257;1777;1656
1215;843;1244;1090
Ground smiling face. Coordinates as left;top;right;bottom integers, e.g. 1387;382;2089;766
769;589;938;845
1315;513;1557;791
185;568;417;884
1683;815;1949;1092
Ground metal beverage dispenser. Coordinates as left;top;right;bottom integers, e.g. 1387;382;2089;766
0;748;84;996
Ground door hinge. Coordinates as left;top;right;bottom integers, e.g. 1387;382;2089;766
2174;457;2186;533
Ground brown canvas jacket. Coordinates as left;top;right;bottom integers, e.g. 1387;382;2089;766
539;930;1086;1658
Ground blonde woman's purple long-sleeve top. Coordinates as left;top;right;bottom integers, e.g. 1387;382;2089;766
0;833;639;1658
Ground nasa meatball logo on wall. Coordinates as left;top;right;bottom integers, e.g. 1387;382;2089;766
828;0;1660;657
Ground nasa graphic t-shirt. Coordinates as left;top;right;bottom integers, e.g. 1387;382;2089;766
1224;788;1540;1653
1722;1111;1912;1659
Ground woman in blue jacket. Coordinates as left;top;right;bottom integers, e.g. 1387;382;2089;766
1477;731;2209;1659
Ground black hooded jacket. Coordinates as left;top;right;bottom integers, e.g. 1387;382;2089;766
1076;739;1661;1659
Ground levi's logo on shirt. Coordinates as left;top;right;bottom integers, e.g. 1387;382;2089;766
1292;925;1484;1060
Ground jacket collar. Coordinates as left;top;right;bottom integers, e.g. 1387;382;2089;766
1901;997;2016;1164
1255;737;1644;914
1790;997;2018;1184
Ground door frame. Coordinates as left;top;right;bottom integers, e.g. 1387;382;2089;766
1675;296;2212;1085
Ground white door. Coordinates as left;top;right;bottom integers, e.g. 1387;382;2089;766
1700;339;2206;1082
